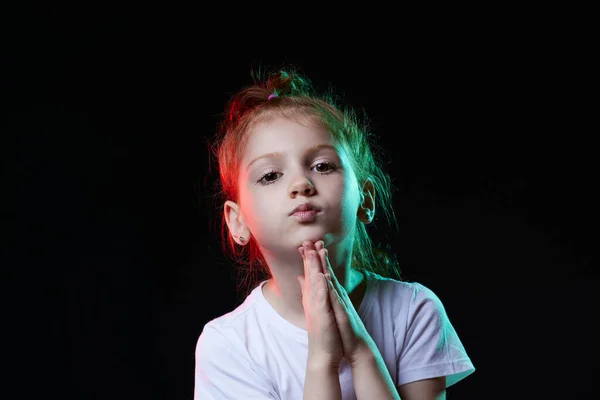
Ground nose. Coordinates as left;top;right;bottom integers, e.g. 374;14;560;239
289;176;316;198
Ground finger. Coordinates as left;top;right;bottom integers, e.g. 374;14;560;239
300;247;312;301
327;276;340;310
318;249;333;287
318;248;329;276
307;249;322;275
327;275;348;322
314;241;327;275
308;251;319;302
297;275;305;293
299;247;317;306
298;246;308;278
320;248;349;308
302;242;311;273
305;242;322;275
314;240;324;253
319;248;338;286
303;240;317;255
317;272;329;311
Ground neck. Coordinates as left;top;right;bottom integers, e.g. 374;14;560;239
260;244;366;329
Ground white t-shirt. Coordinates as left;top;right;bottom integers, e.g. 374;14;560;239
194;270;475;399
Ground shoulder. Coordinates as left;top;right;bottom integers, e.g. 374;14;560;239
366;272;444;313
393;280;447;327
194;313;279;398
195;320;230;352
364;273;449;336
195;286;264;356
405;282;445;312
195;317;243;370
194;293;267;380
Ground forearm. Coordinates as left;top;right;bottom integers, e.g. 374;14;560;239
351;344;400;400
303;361;342;400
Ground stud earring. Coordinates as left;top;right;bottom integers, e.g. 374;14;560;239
239;236;245;243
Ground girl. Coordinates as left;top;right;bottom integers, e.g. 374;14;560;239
195;68;475;399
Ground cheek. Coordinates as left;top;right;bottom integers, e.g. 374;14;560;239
239;192;259;222
329;178;360;226
239;187;278;228
340;176;361;210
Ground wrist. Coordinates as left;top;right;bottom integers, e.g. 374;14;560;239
307;352;340;372
349;340;376;368
304;357;343;400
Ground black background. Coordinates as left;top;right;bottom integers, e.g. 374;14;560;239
3;4;596;399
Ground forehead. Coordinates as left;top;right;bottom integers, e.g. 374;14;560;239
241;116;337;161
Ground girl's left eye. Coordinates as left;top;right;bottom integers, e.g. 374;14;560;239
312;162;337;173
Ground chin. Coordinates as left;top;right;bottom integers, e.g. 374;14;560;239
295;230;336;247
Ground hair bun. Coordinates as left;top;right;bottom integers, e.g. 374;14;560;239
264;69;312;98
226;68;313;125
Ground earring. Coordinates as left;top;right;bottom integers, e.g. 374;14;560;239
239;236;245;243
365;210;372;221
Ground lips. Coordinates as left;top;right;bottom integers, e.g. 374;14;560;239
289;203;321;216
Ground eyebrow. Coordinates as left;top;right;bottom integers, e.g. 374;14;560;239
246;144;338;170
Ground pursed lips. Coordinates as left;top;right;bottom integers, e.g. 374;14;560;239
289;203;321;216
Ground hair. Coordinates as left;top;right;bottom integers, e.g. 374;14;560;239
207;66;402;301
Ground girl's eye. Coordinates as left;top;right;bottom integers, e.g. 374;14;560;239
313;162;337;173
257;171;281;185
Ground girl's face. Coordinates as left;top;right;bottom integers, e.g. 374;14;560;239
233;115;362;255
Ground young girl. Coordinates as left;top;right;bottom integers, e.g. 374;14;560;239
195;67;475;399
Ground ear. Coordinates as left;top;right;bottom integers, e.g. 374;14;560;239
357;178;375;225
224;200;250;245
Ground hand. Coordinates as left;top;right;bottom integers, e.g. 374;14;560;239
314;240;375;366
297;241;343;369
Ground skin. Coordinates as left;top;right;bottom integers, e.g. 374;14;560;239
224;115;373;326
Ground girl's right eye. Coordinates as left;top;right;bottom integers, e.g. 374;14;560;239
257;170;282;185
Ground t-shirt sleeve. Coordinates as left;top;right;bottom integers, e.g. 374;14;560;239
194;324;278;400
396;283;475;388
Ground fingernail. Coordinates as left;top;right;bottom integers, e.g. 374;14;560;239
298;247;304;256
